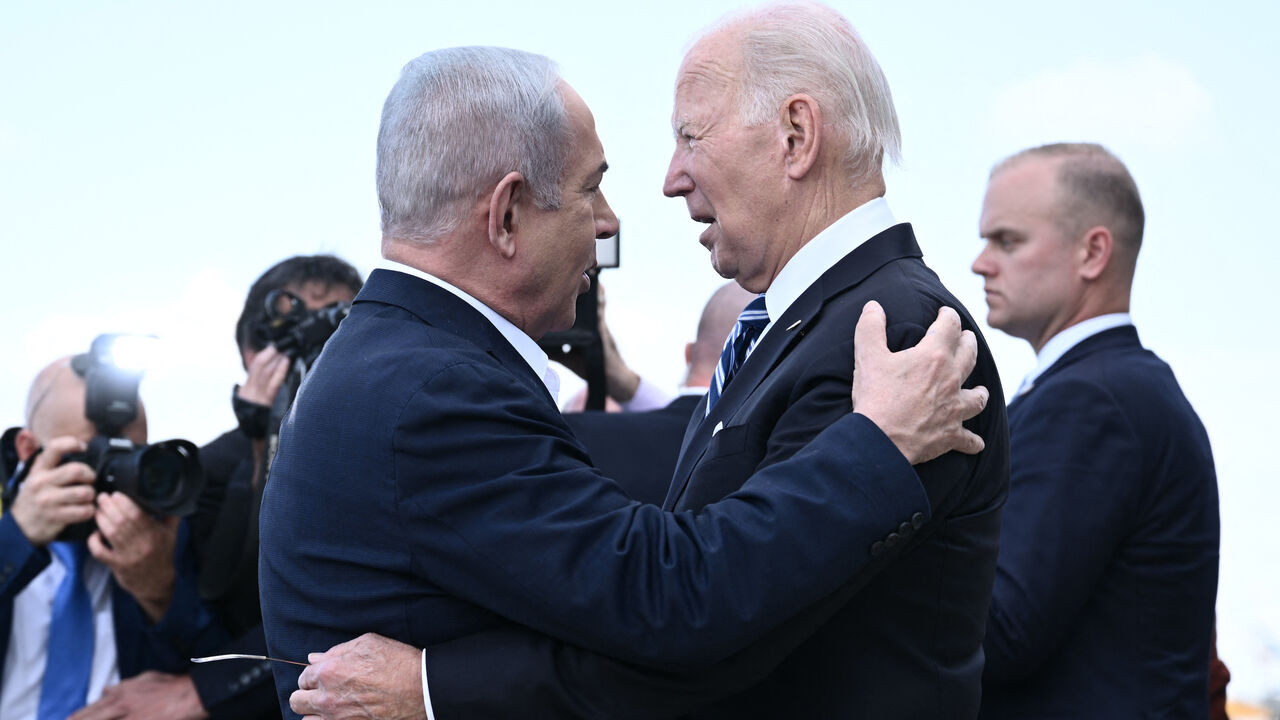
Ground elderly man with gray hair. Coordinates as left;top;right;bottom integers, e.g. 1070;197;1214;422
263;5;1003;718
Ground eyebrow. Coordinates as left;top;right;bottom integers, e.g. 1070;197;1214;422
585;161;608;187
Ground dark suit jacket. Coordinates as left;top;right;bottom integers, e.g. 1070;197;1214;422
980;326;1219;718
258;269;933;719
423;224;1010;718
565;395;702;505
0;513;225;692
187;428;280;719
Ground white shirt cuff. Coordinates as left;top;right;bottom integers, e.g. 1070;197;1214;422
421;648;436;720
621;376;674;412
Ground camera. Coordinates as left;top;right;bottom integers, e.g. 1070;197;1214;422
251;289;351;367
56;436;201;541
3;334;204;542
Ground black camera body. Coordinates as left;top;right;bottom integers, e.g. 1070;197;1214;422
2;334;205;542
252;289;351;367
55;436;201;542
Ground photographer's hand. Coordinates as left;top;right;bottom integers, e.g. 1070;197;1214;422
89;492;178;623
237;345;291;406
10;435;96;547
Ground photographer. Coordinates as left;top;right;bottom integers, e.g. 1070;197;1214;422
1;356;223;720
120;255;359;720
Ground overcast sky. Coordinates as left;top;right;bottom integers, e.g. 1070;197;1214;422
3;0;1277;704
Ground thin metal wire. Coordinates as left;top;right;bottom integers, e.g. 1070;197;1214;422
191;653;308;667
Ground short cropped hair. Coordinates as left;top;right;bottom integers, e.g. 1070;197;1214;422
708;1;902;183
235;255;364;353
996;143;1145;263
377;46;569;244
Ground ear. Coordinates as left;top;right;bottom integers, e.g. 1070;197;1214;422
780;94;821;181
684;342;693;367
15;428;39;463
1078;226;1114;281
487;171;526;260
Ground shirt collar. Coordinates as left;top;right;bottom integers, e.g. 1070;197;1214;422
762;197;897;330
1022;312;1133;390
378;258;560;402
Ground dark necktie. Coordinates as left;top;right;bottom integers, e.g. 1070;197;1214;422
706;294;769;415
38;542;95;720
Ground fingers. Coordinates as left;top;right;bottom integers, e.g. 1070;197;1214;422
958;329;978;380
955;428;986;455
93;492;141;549
31;435;89;474
917;305;963;351
959;386;990;423
853;301;889;363
11;436;97;546
290;688;315;716
298;661;320;690
239;346;292;405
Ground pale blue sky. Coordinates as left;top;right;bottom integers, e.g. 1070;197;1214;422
3;0;1277;703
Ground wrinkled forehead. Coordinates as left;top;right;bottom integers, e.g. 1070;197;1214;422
676;34;741;101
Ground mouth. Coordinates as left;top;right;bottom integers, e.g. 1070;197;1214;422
691;215;716;247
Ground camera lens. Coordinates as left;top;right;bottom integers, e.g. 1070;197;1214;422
137;446;184;502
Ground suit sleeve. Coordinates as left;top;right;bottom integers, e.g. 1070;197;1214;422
118;520;231;674
394;359;928;668
421;319;988;717
981;377;1139;684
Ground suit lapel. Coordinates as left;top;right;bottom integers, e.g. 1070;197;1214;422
664;224;923;509
1008;325;1140;413
355;269;555;406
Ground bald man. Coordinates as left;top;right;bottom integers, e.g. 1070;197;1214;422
972;143;1218;717
1;358;223;720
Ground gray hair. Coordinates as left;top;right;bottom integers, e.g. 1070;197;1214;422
996;143;1145;263
706;1;902;183
377;46;569;244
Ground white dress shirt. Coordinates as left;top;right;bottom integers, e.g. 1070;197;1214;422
755;197;899;348
1014;313;1134;398
378;260;561;402
1;550;120;720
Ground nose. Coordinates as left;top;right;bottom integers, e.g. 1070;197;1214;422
971;243;994;277
663;148;692;198
595;190;620;239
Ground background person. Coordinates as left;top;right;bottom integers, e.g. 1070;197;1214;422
971;142;1219;717
1;357;222;720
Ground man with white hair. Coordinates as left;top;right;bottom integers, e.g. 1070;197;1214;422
283;3;1008;719
259;38;990;720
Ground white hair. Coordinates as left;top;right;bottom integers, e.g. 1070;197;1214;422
376;46;569;244
706;1;902;182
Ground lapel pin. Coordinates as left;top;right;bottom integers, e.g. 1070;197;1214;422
786;320;802;331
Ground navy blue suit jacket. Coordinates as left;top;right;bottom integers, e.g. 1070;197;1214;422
422;224;1010;718
980;325;1219;718
565;395;702;505
258;269;933;718
0;514;224;692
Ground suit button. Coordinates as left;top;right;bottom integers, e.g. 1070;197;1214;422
870;541;885;557
898;521;912;535
884;532;901;549
911;512;925;529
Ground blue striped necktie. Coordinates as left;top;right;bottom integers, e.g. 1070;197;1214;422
706;294;769;415
38;542;95;720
